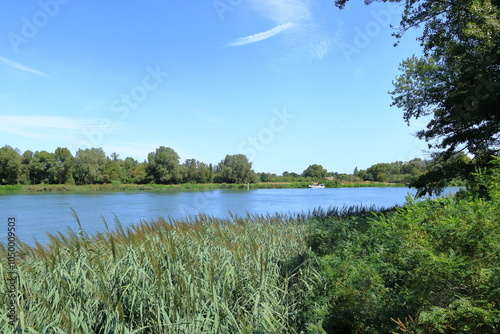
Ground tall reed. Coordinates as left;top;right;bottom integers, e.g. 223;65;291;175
0;212;311;333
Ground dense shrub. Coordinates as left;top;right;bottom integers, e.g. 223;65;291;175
304;158;500;333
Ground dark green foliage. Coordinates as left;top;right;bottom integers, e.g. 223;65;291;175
410;152;472;196
17;148;74;185
354;159;427;184
259;172;272;182
303;162;500;333
180;159;213;184
302;164;328;179
0;144;456;189
145;146;181;184
73;148;107;185
54;147;74;184
216;154;256;184
335;0;500;195
103;158;123;184
29;150;56;184
0;146;21;185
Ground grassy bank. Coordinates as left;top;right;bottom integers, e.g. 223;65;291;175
0;181;406;193
0;165;497;332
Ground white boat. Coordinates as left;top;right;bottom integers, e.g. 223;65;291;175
308;183;325;189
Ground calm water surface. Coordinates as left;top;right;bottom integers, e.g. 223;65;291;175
0;187;459;245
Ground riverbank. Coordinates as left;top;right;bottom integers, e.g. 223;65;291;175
0;181;497;332
0;181;406;193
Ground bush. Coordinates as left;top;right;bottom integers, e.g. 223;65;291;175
303;160;500;333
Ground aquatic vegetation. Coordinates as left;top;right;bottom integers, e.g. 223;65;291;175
0;160;497;332
0;213;310;333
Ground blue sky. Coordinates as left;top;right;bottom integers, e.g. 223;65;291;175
0;0;426;174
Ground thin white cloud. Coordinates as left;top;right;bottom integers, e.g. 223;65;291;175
0;115;98;130
249;0;312;23
0;115;101;140
308;32;335;60
227;0;335;60
228;22;294;47
0;57;47;76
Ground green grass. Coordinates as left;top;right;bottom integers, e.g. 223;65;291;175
0;184;23;192
0;181;407;193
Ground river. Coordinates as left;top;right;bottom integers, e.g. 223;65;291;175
0;187;459;246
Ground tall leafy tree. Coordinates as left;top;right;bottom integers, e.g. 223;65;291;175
53;147;74;184
366;163;391;182
302;164;328;179
260;173;271;182
217;154;254;183
335;0;500;194
103;153;126;184
146;146;180;184
180;159;213;184
182;158;198;183
19;150;34;184
30;150;56;184
73;148;107;185
198;162;213;183
0;146;21;185
121;157;140;183
400;158;426;176
131;162;148;184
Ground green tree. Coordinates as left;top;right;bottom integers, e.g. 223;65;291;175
146;146;180;184
400;158;426;175
53;147;74;184
412;152;473;195
103;157;125;184
217;154;254;183
19;150;34;184
398;158;427;184
260;173;271;182
121;157;140;183
302;164;327;180
335;0;500;195
183;159;196;183
181;159;212;184
73;148;107;185
102;153;125;184
130;162;147;184
356;170;374;182
110;152;120;162
366;163;392;182
0;146;21;185
29;150;56;184
198;162;213;183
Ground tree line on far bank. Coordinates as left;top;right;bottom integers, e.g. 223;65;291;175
0;145;466;188
0;145;249;186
